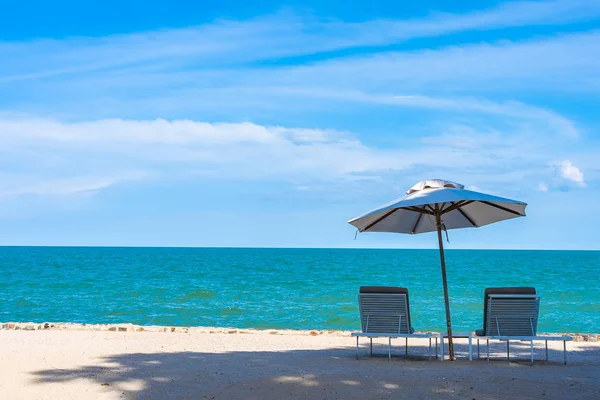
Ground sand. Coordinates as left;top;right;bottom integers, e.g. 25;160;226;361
1;329;599;400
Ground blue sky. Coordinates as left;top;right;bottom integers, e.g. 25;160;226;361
0;0;599;249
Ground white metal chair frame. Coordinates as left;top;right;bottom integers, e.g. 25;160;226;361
352;292;437;361
475;294;571;365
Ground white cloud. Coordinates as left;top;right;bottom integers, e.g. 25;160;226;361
0;117;543;173
538;182;549;192
0;119;279;145
0;116;591;199
559;160;586;187
0;118;412;186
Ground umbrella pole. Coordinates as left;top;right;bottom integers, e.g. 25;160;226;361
436;211;455;361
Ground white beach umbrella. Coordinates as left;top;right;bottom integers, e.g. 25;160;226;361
348;179;527;360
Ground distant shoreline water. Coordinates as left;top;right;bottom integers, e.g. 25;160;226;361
1;247;598;333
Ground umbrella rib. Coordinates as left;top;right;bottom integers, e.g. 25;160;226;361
410;212;424;234
480;200;524;216
438;203;446;213
402;206;434;215
441;200;473;215
453;202;477;227
361;208;400;231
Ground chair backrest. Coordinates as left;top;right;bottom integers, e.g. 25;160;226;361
482;287;536;335
485;294;540;336
358;286;411;334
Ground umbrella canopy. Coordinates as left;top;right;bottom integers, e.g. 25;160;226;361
348;179;527;360
349;179;527;234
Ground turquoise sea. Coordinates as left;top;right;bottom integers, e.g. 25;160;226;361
0;247;598;333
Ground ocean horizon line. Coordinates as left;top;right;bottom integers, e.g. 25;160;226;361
0;245;598;252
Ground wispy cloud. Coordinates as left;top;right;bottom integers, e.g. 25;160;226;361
3;27;597;130
1;176;127;197
0;170;148;198
274;91;579;137
270;30;600;95
1;0;600;84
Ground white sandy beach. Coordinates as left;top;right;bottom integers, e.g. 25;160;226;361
1;327;599;400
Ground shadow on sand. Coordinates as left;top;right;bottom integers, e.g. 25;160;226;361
29;341;600;400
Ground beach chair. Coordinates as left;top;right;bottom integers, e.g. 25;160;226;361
474;287;572;365
351;286;437;360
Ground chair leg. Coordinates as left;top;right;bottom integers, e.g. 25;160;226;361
388;337;391;361
429;338;432;361
440;336;445;361
477;339;480;359
468;336;472;361
405;337;408;357
435;337;438;360
487;339;490;363
545;340;548;361
370;338;373;356
506;340;510;361
356;336;359;360
530;340;534;366
564;341;567;365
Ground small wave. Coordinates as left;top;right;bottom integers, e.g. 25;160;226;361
15;298;36;307
178;289;217;301
219;307;244;316
323;315;355;325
